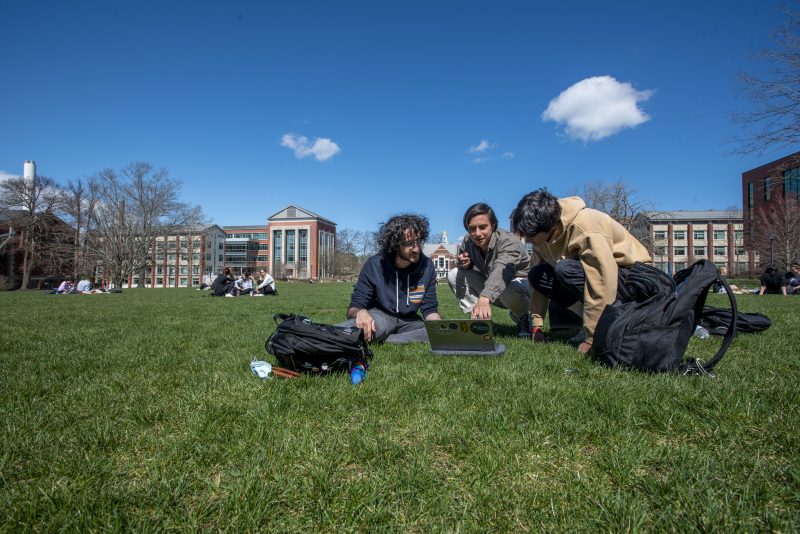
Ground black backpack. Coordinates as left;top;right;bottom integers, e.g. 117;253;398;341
699;306;771;336
265;313;372;374
593;260;737;375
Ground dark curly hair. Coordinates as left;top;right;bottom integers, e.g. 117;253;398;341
377;214;430;259
511;188;561;238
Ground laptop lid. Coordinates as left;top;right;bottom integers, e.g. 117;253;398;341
424;319;506;355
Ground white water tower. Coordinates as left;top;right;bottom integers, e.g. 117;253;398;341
23;160;36;182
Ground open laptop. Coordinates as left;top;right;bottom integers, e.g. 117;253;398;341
424;319;506;355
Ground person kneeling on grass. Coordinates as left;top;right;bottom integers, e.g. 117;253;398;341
254;269;277;296
338;213;442;343
447;202;532;337
511;188;652;354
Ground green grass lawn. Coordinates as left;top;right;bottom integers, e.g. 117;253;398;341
1;283;798;531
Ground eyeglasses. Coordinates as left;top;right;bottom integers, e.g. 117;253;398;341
401;239;423;249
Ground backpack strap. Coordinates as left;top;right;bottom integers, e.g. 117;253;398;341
682;275;738;375
273;313;296;325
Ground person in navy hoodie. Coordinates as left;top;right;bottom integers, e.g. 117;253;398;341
340;214;442;343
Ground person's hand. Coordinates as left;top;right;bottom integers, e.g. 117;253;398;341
470;297;492;320
577;342;592;354
458;251;472;269
355;309;377;342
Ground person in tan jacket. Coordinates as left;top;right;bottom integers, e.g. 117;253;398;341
511;189;651;353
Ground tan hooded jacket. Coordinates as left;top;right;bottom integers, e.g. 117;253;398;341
530;197;651;344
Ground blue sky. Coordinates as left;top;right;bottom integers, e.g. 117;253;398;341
1;1;794;238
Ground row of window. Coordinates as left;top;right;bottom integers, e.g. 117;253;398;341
228;232;268;240
653;230;743;241
652;246;746;257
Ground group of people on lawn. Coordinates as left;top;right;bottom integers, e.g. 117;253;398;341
213;188;800;353
210;267;278;297
339;188;651;355
55;278;108;294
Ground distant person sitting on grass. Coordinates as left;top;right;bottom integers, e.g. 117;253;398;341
254;269;277;296
211;267;235;297
759;266;787;295
56;279;74;294
230;271;254;297
785;262;800;295
76;278;93;293
338;213;442;343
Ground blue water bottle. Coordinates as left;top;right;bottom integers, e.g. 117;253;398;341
350;360;367;385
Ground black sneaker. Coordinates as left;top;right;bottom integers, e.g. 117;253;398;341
516;312;532;338
567;329;586;347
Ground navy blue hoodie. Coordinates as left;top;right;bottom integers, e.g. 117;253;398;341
349;253;439;319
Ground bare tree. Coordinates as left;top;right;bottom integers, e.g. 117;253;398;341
354;230;377;262
735;3;800;155
580;178;651;228
84;163;204;288
333;227;360;276
0;175;62;289
751;194;800;269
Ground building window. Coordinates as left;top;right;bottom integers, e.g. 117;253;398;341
653;246;666;256
734;230;744;241
206;252;211;261
156;277;163;286
179;278;187;287
714;246;727;256
764;177;772;201
180;266;188;275
192;278;199;286
219;243;223;250
784;167;800;198
735;247;745;256
674;262;687;271
674;247;686;256
273;231;283;265
192;265;199;275
218;254;223;262
156;266;163;275
257;255;268;262
693;230;705;240
674;231;685;241
694;246;706;256
168;277;175;286
299;230;308;263
653;231;666;240
713;230;726;240
286;230;296;263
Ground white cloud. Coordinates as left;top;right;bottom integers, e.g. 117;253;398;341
0;170;17;182
500;152;514;159
281;133;341;162
541;75;654;141
468;140;496;153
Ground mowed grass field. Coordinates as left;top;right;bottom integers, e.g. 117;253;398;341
1;282;798;531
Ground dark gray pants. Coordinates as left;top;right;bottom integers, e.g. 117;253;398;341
337;308;429;343
528;259;630;318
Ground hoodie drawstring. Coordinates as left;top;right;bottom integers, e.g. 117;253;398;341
395;272;399;313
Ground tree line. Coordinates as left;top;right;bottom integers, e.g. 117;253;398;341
1;162;203;290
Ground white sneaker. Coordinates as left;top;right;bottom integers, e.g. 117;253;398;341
225;293;234;298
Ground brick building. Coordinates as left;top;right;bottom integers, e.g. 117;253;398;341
267;205;336;280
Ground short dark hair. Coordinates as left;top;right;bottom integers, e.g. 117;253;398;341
462;202;498;231
511;188;562;238
223;267;231;276
377;213;430;259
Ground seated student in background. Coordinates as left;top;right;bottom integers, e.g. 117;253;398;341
76;278;93;293
255;269;277;296
231;271;254;296
759;266;787;295
447;202;532;337
785;262;800;295
511;188;651;354
339;213;441;343
211;267;236;297
56;279;74;294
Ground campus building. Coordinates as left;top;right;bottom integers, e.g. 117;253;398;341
266;205;336;280
119;224;227;288
222;225;268;275
422;231;458;280
644;210;753;276
741;150;800;247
